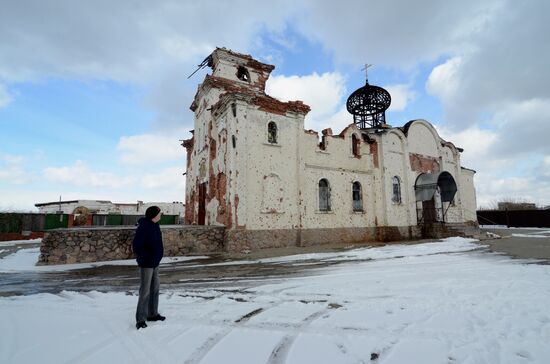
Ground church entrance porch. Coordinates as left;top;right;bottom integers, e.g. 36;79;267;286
415;171;458;225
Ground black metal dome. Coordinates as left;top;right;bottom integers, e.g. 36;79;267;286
346;80;391;129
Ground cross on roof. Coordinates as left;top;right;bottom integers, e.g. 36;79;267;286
361;64;373;83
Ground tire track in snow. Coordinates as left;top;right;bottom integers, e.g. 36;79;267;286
182;303;281;364
267;304;340;364
182;327;234;364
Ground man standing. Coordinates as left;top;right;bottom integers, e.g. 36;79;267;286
133;206;166;330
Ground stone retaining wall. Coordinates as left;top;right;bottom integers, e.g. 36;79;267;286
39;224;478;264
38;225;225;265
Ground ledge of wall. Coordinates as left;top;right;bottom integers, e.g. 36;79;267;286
38;225;225;265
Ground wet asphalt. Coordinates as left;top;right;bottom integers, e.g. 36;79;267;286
0;247;342;297
1;227;549;297
480;227;550;261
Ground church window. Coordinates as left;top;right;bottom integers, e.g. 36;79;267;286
352;134;360;157
319;135;326;150
268;122;278;144
352;181;362;211
319;179;331;211
392;176;401;204
237;66;250;82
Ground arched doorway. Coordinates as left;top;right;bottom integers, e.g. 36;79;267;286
415;171;457;224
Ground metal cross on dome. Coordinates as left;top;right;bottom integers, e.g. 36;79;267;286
361;64;373;83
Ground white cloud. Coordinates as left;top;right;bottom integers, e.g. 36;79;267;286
0;0;295;130
117;133;186;165
0;84;11;108
423;1;550;129
297;0;501;68
0;153;29;184
435;125;550;208
266;72;346;122
475;172;550;209
436;125;498;170
426;57;462;102
43;160;134;188
385;84;416;111
315;107;353;135
141;167;185;189
0;0;295;83
437;98;550;208
489;98;550;156
266;73;416;135
160;37;214;63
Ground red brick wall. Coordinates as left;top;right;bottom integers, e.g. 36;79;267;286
0;232;44;242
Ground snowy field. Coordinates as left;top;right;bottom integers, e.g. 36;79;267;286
1;237;550;363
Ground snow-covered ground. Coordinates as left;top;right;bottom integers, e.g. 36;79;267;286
1;237;550;363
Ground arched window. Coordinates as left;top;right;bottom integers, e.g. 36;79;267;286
268;121;278;144
319;179;331;211
237;66;250;82
352;181;362;211
352;134;360;157
392;176;401;204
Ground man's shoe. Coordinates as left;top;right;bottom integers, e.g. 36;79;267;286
136;321;147;330
147;314;166;322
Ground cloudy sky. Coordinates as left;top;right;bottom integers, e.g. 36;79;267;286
1;0;549;211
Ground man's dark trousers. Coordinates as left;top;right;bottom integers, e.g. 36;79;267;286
136;267;160;323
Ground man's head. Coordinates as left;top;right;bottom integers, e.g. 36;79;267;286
145;206;162;222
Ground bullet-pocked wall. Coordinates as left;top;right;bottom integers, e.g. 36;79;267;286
182;48;479;252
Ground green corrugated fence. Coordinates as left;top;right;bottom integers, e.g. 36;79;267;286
0;213;23;233
44;214;69;230
159;215;178;225
1;213;181;234
106;214;123;225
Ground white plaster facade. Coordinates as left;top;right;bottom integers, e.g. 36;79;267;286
183;48;477;249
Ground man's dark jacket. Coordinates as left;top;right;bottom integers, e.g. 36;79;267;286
132;217;164;268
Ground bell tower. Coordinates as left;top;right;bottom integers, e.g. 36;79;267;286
346;66;392;129
183;48;309;229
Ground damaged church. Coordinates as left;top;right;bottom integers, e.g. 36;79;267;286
182;48;478;252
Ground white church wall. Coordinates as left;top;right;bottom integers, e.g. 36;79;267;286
460;168;478;222
407;120;440;159
183;49;479;251
213;57;262;86
241;108;302;230
379;130;414;227
300;124;377;229
300;167;375;229
439;145;464;223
